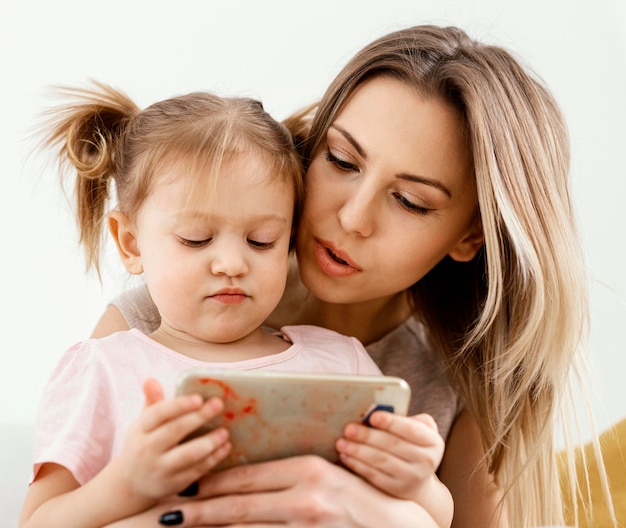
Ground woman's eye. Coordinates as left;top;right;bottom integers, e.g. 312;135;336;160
325;149;358;172
393;193;432;215
247;239;276;250
178;237;212;248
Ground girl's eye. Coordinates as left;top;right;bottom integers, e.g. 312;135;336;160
178;237;212;248
393;193;432;216
325;149;358;172
247;239;276;250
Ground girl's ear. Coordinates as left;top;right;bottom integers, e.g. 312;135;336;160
108;211;143;275
448;215;484;263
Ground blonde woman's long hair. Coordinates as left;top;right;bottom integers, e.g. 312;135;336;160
285;25;612;527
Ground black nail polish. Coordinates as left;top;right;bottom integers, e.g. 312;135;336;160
159;510;184;526
178;481;199;497
362;404;395;427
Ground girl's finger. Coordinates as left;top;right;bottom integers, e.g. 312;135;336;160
340;423;443;470
345;415;443;454
140;395;220;434
366;412;439;442
142;377;165;406
336;438;401;477
165;427;231;474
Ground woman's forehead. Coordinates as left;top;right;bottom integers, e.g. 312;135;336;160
330;76;473;194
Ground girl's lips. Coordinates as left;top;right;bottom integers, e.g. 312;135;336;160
314;240;362;277
210;289;248;305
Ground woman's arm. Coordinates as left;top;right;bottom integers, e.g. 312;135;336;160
102;414;508;528
91;304;130;338
106;455;440;528
438;409;507;527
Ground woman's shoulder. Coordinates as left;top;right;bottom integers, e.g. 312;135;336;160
109;281;160;334
367;316;462;438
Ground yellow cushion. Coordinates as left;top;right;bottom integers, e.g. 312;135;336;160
560;417;626;527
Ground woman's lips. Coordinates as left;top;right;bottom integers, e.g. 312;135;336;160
314;240;362;277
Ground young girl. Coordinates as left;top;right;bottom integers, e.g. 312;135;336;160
90;24;614;528
19;85;451;528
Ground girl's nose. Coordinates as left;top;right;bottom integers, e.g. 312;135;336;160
210;239;249;277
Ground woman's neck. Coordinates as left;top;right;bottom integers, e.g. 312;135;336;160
268;278;412;346
266;257;413;345
301;292;412;346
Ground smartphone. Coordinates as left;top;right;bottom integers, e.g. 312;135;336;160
176;368;411;469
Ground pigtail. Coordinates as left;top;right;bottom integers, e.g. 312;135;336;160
42;81;139;276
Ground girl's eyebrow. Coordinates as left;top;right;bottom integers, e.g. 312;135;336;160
178;211;290;224
330;124;453;198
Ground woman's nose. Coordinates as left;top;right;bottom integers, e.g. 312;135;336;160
337;183;376;237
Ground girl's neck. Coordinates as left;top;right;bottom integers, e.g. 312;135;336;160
149;325;289;362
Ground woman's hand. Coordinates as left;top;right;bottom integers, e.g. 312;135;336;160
336;412;452;528
105;455;439;527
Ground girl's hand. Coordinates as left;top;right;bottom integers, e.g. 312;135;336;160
336;412;452;528
112;378;231;503
336;411;444;500
105;455;439;527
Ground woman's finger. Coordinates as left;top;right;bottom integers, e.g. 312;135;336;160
197;456;309;497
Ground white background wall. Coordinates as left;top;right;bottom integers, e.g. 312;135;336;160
1;0;625;438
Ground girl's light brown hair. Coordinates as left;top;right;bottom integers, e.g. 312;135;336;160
42;82;303;276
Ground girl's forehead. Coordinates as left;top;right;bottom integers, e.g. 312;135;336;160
150;153;293;202
144;158;295;229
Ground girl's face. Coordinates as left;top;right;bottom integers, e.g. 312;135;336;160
127;152;294;344
296;76;482;305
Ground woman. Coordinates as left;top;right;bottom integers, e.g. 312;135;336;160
94;25;601;527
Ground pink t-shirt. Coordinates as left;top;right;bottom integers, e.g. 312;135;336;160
31;325;381;484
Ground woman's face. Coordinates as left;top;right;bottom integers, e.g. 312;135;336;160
296;75;482;305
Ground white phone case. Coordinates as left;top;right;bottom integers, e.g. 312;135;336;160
176;368;411;469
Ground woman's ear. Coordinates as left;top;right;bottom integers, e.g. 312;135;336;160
108;211;143;275
448;215;484;263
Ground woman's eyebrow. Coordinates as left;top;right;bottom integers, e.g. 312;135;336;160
398;173;452;198
331;124;452;198
330;124;367;159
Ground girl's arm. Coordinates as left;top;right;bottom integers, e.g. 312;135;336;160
20;381;231;528
438;409;507;527
20;461;157;528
